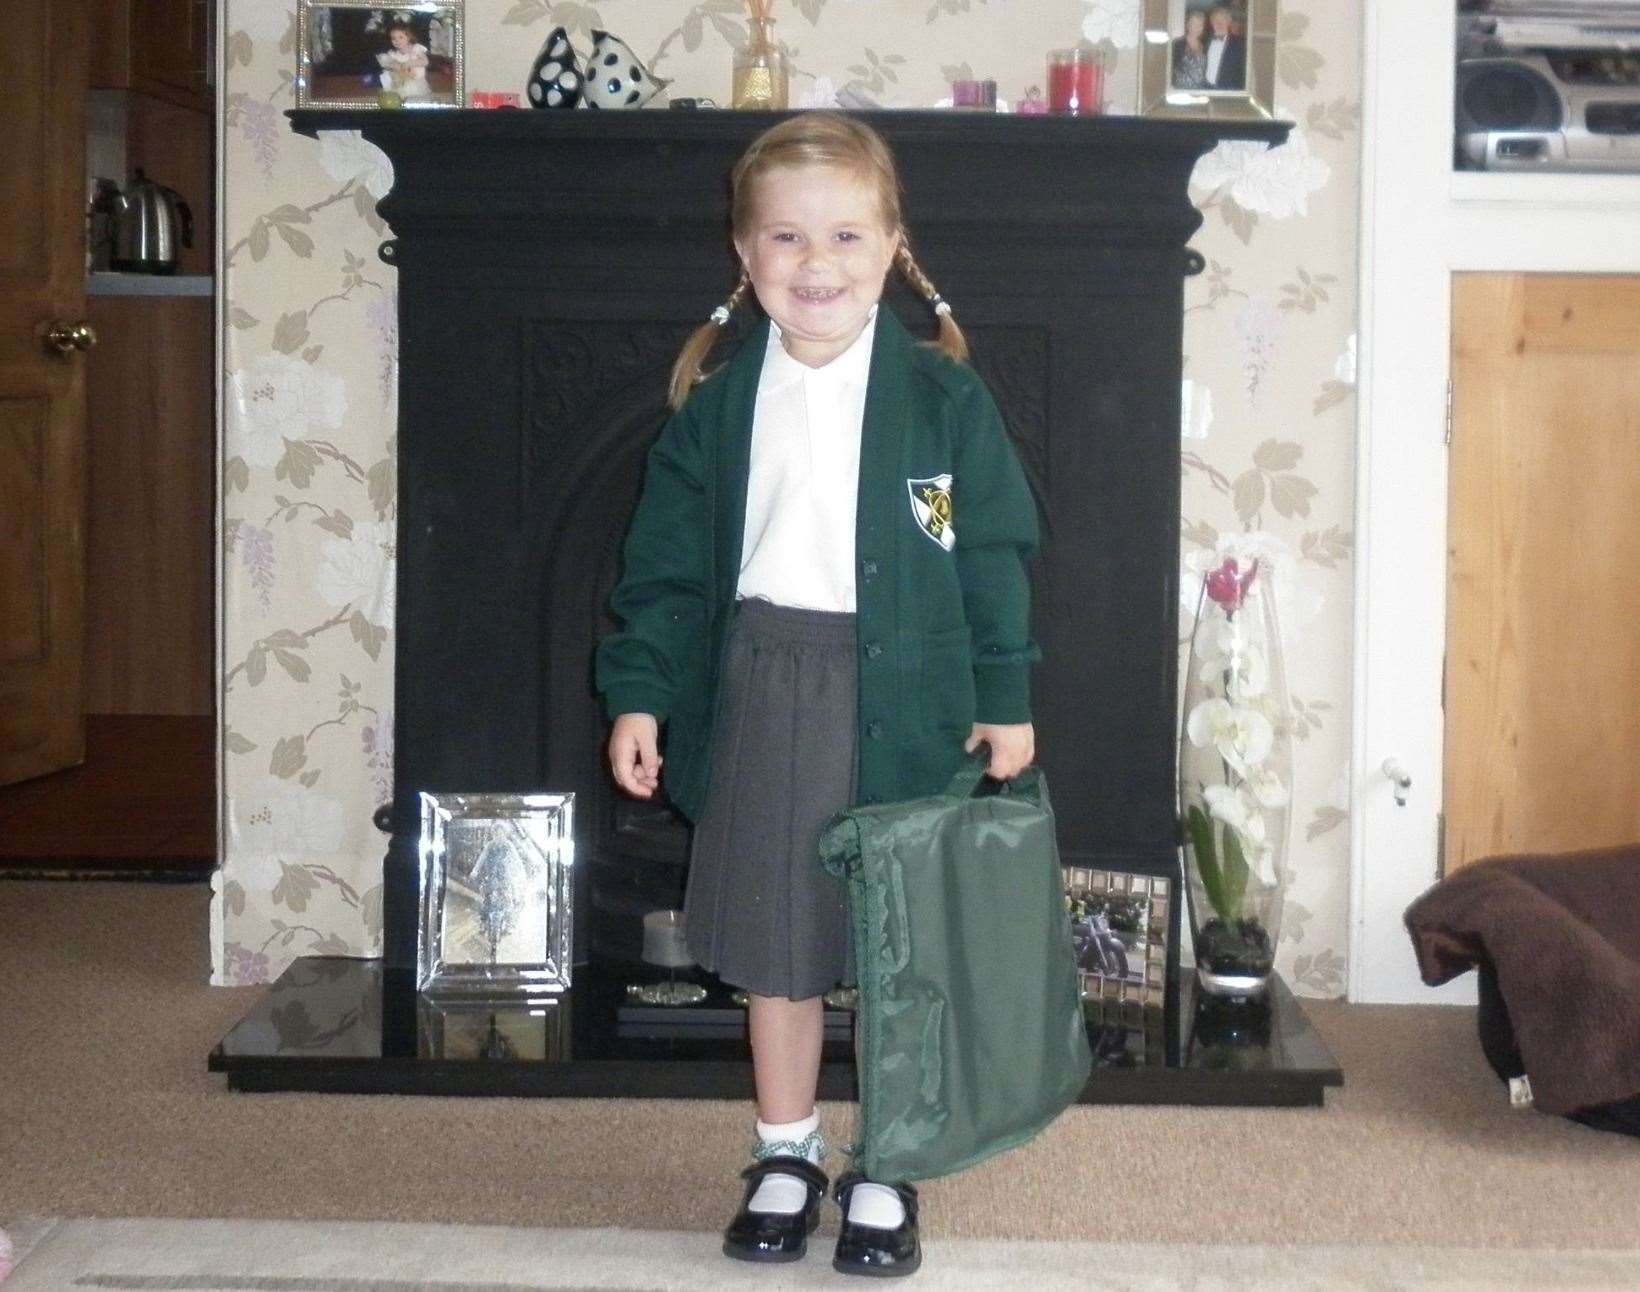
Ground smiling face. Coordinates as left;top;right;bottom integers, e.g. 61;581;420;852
1185;11;1207;40
389;26;412;50
1209;7;1233;37
734;163;900;369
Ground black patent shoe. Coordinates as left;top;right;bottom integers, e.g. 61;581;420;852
831;1172;921;1277
722;1157;829;1263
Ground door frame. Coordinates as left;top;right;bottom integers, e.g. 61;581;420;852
1352;1;1640;1002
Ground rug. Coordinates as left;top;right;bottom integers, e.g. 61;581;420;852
5;1218;1640;1291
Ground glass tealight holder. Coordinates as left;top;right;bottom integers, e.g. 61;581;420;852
1047;45;1103;115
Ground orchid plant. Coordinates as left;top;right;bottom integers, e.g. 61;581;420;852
1181;556;1291;931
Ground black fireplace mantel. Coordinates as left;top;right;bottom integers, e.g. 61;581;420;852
208;109;1341;1108
286;106;1288;963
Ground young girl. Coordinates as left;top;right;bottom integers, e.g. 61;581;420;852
596;113;1039;1278
376;22;430;99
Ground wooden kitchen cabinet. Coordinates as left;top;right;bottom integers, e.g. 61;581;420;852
91;0;210;114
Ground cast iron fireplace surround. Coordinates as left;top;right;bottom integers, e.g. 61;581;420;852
209;109;1341;1105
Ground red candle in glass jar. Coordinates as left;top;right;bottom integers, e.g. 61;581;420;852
1047;47;1102;115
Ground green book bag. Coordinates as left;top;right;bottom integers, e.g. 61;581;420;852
819;758;1093;1183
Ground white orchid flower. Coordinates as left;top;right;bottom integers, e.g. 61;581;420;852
1204;784;1279;889
1226;640;1270;704
1186;698;1273;776
1244;762;1289;810
1246;836;1279;888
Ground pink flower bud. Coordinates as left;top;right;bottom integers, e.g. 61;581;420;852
1205;558;1243;610
1204;556;1261;613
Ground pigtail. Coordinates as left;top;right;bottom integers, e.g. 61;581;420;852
667;273;752;410
895;239;969;365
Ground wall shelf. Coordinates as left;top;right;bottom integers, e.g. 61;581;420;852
88;272;213;296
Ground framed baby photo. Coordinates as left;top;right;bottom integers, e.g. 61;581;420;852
296;2;465;109
1138;0;1278;120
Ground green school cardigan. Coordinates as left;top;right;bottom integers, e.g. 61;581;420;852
595;306;1041;823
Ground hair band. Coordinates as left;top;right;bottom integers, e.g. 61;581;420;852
931;295;952;318
710;305;731;326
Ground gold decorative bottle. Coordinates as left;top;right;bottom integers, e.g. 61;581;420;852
732;19;788;110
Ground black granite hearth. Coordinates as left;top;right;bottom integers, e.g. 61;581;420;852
210;956;1340;1105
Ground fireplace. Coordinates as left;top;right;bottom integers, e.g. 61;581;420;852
210;110;1341;1106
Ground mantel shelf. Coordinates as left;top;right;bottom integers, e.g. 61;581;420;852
288;106;1290;149
284;108;1290;253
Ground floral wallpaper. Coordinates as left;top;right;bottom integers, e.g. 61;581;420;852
217;0;1361;997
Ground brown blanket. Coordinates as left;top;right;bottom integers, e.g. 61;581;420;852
1403;843;1640;1116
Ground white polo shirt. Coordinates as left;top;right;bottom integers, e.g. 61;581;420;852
736;307;877;613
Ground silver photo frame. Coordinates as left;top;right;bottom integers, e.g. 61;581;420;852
1138;0;1278;120
296;2;465;110
418;791;574;999
416;996;572;1061
1064;867;1169;1010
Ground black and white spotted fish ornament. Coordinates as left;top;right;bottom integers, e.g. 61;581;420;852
582;29;669;109
526;26;583;109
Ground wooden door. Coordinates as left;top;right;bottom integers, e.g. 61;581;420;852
0;1;91;785
1445;274;1640;871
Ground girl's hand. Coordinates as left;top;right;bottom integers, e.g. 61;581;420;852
966;722;1035;780
609;713;662;799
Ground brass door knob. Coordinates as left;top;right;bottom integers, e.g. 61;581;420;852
45;320;98;354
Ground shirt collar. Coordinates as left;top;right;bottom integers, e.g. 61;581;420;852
762;305;878;394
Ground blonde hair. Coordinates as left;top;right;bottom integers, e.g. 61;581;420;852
667;113;968;409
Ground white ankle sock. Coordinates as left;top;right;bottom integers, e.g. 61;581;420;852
747;1112;823;1215
847;1181;906;1230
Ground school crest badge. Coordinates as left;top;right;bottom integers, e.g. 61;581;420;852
907;474;955;551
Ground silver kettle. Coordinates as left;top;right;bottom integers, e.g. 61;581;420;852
110;169;194;274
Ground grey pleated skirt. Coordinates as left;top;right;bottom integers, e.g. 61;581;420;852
683;597;857;1001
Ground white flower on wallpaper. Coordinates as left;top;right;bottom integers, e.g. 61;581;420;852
315;520;397;629
229;0;291;42
1334;332;1358;385
1191;129;1331;219
1234;296;1285;404
799;76;842;108
1082;0;1143;48
230;775;348;859
1181;377;1215;440
228;354;349;467
318;130;395;200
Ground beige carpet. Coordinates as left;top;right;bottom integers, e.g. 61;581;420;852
1;880;1637;1257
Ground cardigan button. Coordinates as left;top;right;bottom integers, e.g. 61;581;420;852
861;560;879;578
866;722;885;740
864;641;884;659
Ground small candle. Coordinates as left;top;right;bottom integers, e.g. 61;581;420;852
641;909;695;968
1047;47;1103;116
952;78;997;110
1015;85;1049;115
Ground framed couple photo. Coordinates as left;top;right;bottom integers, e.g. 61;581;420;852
1139;0;1278;120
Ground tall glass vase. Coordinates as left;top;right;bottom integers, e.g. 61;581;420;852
1178;556;1292;998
